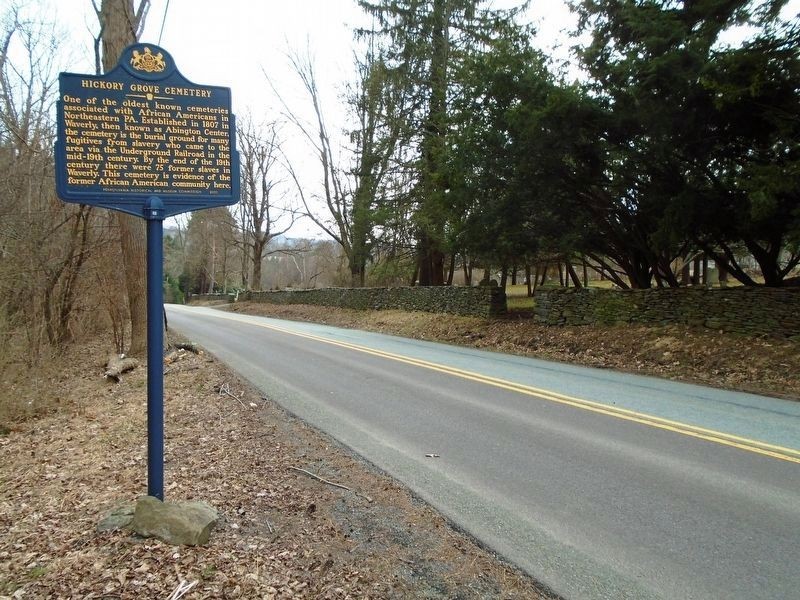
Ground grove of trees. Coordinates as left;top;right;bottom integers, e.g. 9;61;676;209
265;0;798;292
0;0;797;369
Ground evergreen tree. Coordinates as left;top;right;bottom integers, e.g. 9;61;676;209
575;0;800;286
358;0;530;285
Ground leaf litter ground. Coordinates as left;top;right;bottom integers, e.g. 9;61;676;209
3;302;797;599
0;333;551;599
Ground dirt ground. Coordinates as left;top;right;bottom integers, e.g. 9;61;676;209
2;303;797;599
0;334;552;599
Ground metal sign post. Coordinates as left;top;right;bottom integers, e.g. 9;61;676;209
55;44;239;500
145;196;165;499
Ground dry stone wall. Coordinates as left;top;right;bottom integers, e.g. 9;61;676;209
534;287;800;338
242;286;507;318
187;293;236;304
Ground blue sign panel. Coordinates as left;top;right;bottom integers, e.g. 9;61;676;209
55;44;239;217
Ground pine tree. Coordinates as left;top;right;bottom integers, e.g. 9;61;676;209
358;0;530;285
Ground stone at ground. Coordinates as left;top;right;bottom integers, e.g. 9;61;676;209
96;502;135;532
130;495;218;546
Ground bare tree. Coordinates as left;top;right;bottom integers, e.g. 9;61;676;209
0;7;99;361
237;116;298;290
183;207;238;294
272;49;400;287
94;0;150;357
275;53;350;263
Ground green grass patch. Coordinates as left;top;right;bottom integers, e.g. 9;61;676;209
28;566;47;579
588;279;616;289
505;284;530;297
201;565;217;580
507;295;534;311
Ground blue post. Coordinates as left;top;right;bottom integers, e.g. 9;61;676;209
145;196;165;500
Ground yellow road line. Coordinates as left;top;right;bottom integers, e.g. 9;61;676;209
212;311;800;465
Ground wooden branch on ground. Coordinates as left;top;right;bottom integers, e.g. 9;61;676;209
173;342;200;354
289;466;373;503
166;580;197;600
215;382;246;408
104;354;139;382
164;342;201;365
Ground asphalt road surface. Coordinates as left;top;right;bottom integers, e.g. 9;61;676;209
166;305;800;600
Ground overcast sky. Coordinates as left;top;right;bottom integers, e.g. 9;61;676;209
37;0;577;235
49;0;577;115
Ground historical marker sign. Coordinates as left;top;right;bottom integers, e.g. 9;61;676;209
55;44;239;217
55;44;240;501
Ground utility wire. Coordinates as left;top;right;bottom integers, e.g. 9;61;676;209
157;0;170;45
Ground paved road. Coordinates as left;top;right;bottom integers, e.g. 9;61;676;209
166;305;800;600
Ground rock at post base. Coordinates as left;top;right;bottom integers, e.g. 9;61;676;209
130;496;219;546
97;502;135;532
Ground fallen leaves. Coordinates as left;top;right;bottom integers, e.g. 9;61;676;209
1;335;544;599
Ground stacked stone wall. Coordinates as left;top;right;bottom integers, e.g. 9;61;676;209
186;293;236;304
533;287;800;338
241;286;507;318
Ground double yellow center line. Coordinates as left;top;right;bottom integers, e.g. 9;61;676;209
218;311;800;465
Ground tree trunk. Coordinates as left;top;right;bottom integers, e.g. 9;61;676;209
681;258;691;286
416;232;445;286
566;261;582;288
744;237;783;286
718;263;728;288
619;252;654;288
104;353;140;382
696;240;758;286
252;237;264;290
446;253;455;285
100;0;149;357
240;227;250;291
117;212;147;356
220;241;227;294
655;256;680;288
702;254;709;287
416;0;448;287
692;256;701;285
582;259;588;288
350;263;366;288
511;262;517;286
525;264;532;297
586;253;630;289
208;233;217;293
499;264;508;290
462;254;472;286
